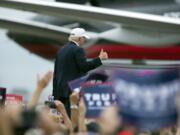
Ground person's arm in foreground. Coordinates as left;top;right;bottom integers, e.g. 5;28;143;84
78;98;87;132
70;92;80;131
27;71;53;109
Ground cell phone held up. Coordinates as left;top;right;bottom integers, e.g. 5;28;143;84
44;101;56;109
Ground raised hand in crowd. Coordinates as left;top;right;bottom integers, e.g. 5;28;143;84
27;71;53;109
99;49;108;60
70;92;88;133
70;92;80;106
98;106;120;135
78;98;87;133
54;100;73;133
37;71;53;90
176;127;180;135
160;128;173;135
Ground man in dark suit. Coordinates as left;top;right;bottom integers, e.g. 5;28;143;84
53;28;108;117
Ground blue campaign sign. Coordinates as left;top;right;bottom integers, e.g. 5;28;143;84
81;82;116;118
68;72;109;92
68;75;88;92
112;65;180;131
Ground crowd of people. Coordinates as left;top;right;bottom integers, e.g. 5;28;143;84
0;70;119;135
0;70;180;135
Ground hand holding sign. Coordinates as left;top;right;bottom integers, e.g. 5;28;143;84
70;92;80;105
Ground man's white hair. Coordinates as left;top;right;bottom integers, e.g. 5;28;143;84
68;35;79;42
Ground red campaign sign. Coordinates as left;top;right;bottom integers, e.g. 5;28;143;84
5;94;23;105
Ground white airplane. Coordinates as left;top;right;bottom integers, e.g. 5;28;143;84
0;0;180;60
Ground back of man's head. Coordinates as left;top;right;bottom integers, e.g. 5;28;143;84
69;28;90;41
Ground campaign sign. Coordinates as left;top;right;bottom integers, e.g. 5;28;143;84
68;73;109;92
81;82;116;118
5;94;23;105
112;66;180;131
86;72;108;83
68;75;88;92
0;87;6;106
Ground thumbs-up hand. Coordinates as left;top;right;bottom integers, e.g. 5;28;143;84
99;49;108;60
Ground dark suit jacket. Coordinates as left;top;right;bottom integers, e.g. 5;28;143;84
53;41;102;99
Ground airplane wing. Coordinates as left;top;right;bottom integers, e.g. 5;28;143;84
0;15;70;42
0;0;180;33
0;0;180;46
0;14;98;47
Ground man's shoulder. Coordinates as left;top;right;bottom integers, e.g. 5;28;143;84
65;42;79;49
60;42;75;51
68;42;83;53
58;42;81;56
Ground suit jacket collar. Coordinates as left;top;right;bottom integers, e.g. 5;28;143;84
71;41;80;46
